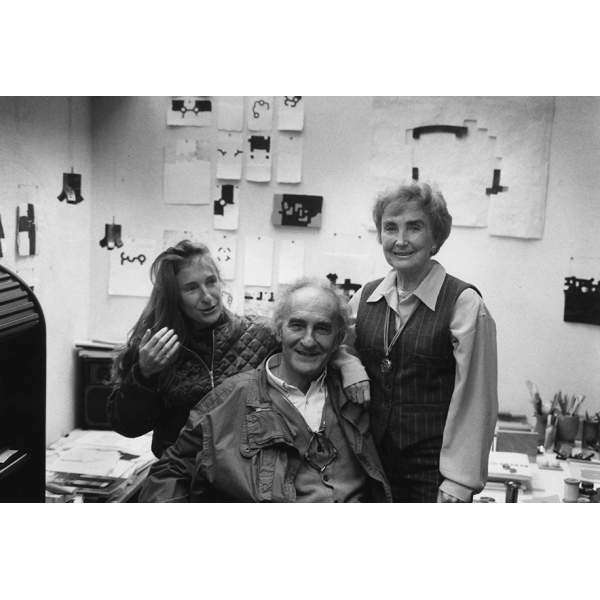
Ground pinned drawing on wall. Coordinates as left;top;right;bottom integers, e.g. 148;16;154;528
370;97;555;239
57;172;84;204
277;96;304;131
16;203;36;256
276;133;303;183
271;193;323;228
211;233;237;280
244;287;276;318
163;142;211;205
99;220;124;250
247;96;273;131
216;131;243;180
167;96;212;127
326;273;362;300
217;96;244;131
108;238;158;297
243;236;274;287
564;257;600;326
0;214;4;258
213;183;240;230
277;239;305;284
246;135;271;182
321;252;371;300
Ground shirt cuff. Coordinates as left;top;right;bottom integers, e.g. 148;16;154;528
334;348;370;388
439;479;475;503
132;362;160;391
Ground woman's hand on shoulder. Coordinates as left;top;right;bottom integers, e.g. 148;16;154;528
138;327;181;379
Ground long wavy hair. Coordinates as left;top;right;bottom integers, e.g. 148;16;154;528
111;240;220;385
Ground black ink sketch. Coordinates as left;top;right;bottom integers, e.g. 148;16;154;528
485;169;509;195
57;172;84;204
284;96;302;108
120;252;147;266
564;276;600;326
326;273;361;300
17;203;36;255
99;223;124;250
272;193;323;228
171;98;212;117
252;99;270;118
248;135;271;158
214;184;235;216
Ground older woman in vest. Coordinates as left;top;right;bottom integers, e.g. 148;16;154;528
108;240;368;458
347;182;498;502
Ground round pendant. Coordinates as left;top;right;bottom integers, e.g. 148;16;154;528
380;357;392;373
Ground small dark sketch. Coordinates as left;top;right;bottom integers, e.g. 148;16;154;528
564;276;600;326
214;184;236;216
248;135;271;158
284;96;302;108
99;223;124;250
271;193;323;228
252;99;270;118
57;172;84;204
485;169;509;195
326;273;362;300
216;246;232;262
171;97;212;117
17;203;36;255
120;252;147;266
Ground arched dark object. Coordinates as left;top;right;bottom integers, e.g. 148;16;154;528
0;263;46;502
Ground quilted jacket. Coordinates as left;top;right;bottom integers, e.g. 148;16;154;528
107;309;279;457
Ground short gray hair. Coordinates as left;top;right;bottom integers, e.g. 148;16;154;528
372;181;452;254
273;277;350;340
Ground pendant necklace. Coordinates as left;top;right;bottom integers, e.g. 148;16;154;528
381;304;402;374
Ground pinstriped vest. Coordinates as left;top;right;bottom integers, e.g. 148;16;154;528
355;274;477;452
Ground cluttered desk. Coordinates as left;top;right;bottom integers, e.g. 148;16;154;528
45;429;155;502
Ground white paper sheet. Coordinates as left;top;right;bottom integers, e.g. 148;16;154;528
246;135;271;182
216;131;244;180
276;133;303;183
163;149;211;205
243;236;274;287
211;233;237;280
213;183;240;230
320;252;372;299
277;239;305;284
167;96;213;127
370;96;554;239
247;96;273;130
217;96;244;131
108;238;157;297
277;96;304;131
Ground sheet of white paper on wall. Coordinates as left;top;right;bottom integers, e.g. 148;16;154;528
244;236;274;287
109;238;158;297
247;96;273;131
163;150;211;205
277;96;304;131
216;131;243;180
277;239;305;284
246;135;271;182
167;96;212;127
213;183;240;230
211;233;237;280
320;253;372;298
217;96;244;131
276;133;303;183
409;122;493;228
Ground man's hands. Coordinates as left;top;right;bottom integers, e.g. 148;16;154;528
343;380;371;406
138;327;180;379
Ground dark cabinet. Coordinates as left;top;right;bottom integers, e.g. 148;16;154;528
0;264;45;502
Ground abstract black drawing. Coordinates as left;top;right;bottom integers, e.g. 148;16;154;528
17;203;36;256
171;98;212;116
120;252;147;266
326;273;361;300
271;194;323;228
214;184;235;216
252;99;270;118
57;172;84;204
284;96;302;108
485;169;509;195
564;276;600;326
248;135;271;157
99;222;124;250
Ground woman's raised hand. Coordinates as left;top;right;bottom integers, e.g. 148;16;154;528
138;327;180;379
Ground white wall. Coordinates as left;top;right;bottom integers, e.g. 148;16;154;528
88;96;600;419
0;97;93;444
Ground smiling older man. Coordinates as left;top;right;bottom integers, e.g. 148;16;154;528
139;278;391;503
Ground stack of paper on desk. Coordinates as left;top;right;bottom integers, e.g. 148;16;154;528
487;451;533;490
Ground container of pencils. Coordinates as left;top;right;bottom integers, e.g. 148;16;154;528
556;414;580;445
582;420;599;448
